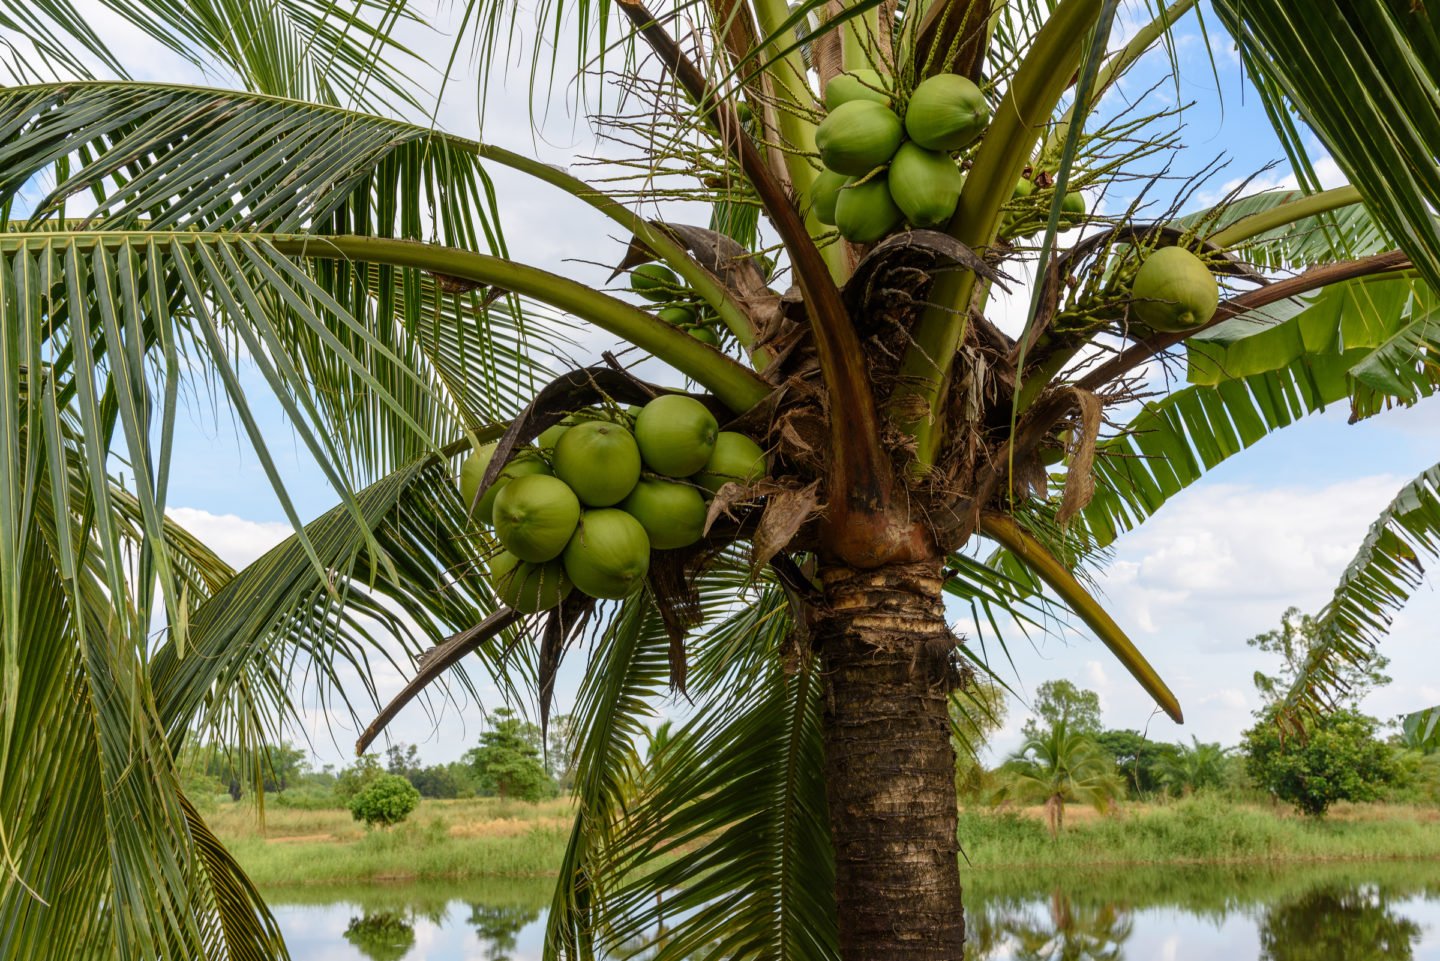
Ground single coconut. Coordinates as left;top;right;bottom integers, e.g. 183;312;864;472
658;304;696;326
689;325;720;346
889;142;964;228
811;169;849;226
904;73;990;151
695;431;767;493
835;174;903;244
621;478;707;550
492;473;581;562
1059;190;1085;228
537;422;569;453
634;394;719;478
1131;246;1219;333
631;263;682;301
815;100;904;176
460;444;551;525
824;69;890;110
489;550;572;613
563;509;652;599
553;420;642;506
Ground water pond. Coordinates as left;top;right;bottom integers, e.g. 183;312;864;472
266;859;1440;959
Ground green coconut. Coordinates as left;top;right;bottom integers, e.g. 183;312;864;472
1131;246;1219;333
835;174;903;244
563;509;652;599
695;431;767;493
1059;190;1086;228
489;550;572;613
824;69;889;110
689;325;719;346
620;478;707;550
658;304;696;326
999;177;1036;237
889;142;964;228
815;100;904;176
904;73;990;151
634;394;718;478
631;263;682;301
811;169;849;226
537;422;569;453
553;420;642;507
460;444;552;525
492;473;581;563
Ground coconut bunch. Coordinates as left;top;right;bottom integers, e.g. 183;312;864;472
1000;174;1087;240
629;263;725;345
460;395;767;611
808;70;990;243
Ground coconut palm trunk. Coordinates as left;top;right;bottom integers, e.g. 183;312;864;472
817;560;966;958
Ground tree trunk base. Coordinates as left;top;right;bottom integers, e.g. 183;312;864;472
816;560;966;960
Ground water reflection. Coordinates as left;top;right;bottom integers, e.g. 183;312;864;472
1258;885;1421;961
971;893;1133;961
344;911;416;961
262;862;1440;961
467;902;542;960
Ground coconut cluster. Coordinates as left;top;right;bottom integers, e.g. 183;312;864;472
809;71;989;243
629;264;727;345
460;396;767;611
1000;175;1087;240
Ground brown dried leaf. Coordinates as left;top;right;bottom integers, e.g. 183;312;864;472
751;481;820;573
1057;388;1102;524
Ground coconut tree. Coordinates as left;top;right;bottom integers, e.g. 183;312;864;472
991;720;1124;836
1154;737;1227;797
5;1;1440;960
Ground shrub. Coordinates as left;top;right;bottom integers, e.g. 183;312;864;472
348;773;420;828
1242;709;1400;816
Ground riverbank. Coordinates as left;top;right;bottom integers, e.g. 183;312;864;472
211;794;1440;888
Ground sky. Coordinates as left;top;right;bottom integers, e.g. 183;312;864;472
30;0;1440;770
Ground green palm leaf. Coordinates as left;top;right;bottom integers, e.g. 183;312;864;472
1282;463;1440;719
1215;1;1440;294
597;582;837;961
1;0;419;109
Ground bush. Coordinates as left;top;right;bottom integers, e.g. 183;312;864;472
348;773;420;828
1241;709;1400;816
334;754;385;803
270;786;340;810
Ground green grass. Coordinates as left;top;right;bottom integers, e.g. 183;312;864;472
214;793;1440;888
957;794;1440;868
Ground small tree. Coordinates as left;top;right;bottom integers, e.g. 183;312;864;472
348;773;420;828
464;709;554;802
991;720;1124;836
1093;729;1181;798
1242;709;1400;816
334;754;385;804
1020;680;1103;742
1248;607;1391;708
1156;738;1228;796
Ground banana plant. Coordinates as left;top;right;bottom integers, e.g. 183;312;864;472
4;1;1440;960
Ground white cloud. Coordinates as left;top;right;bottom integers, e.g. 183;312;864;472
166;508;291;568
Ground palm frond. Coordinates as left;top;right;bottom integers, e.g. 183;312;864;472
0;0;420;110
1215;0;1440;295
597;582;838;961
1281;462;1440;720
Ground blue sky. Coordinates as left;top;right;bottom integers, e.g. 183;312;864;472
38;1;1440;768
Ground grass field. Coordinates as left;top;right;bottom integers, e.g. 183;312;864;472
211;793;1440;888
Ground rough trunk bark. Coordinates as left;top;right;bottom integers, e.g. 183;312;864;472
816;560;966;960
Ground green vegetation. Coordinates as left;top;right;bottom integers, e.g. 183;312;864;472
218;794;1440;889
990;720;1125;836
349;774;421;829
463;709;556;803
1243;710;1402;816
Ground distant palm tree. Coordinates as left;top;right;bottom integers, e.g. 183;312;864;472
993;721;1124;836
1156;738;1228;796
